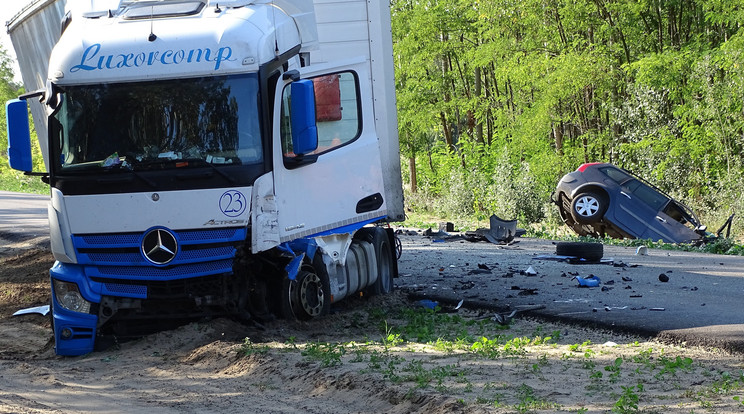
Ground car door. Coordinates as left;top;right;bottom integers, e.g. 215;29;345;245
649;201;702;243
609;179;678;241
624;180;688;242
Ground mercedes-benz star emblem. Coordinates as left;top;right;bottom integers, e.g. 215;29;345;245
142;228;178;265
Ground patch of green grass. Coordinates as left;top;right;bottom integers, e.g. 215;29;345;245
392;307;472;343
381;321;404;349
654;355;693;379
631;347;653;365
470;336;504;359
613;383;643;413
568;340;593;353
301;341;346;367
604;357;624;383
697;371;744;399
433;337;470;353
240;338;270;356
531;354;549;374
513;383;560;412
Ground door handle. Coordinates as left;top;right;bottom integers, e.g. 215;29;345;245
655;216;667;224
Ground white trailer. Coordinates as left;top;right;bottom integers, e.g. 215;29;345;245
6;0;403;356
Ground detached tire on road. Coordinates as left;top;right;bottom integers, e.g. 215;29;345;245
556;242;604;262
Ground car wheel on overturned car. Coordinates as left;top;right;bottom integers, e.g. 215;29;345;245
570;192;607;224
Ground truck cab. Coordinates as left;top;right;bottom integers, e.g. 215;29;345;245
6;0;403;356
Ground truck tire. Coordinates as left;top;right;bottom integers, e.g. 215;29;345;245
556;242;604;262
370;227;394;295
281;269;331;321
356;227;394;295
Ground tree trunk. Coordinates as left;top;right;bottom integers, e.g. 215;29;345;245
408;156;418;194
554;122;564;156
475;66;483;143
440;111;453;150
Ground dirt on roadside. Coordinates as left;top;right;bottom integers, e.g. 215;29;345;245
1;235;744;413
0;242;55;358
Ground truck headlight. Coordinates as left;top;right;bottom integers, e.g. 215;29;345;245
53;280;91;314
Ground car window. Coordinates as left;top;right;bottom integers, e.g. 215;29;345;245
662;201;698;228
600;167;631;184
624;180;669;211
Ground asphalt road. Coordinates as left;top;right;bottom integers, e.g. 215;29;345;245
0;190;49;240
2;191;743;352
397;234;744;352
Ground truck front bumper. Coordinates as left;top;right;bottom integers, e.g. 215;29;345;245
50;262;100;356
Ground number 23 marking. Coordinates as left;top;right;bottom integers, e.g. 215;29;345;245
220;190;246;217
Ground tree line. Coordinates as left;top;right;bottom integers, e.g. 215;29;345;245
0;1;742;233
392;0;744;234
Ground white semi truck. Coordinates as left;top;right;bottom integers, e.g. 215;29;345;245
6;0;404;356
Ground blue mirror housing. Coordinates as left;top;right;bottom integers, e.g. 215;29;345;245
6;99;33;172
290;79;318;155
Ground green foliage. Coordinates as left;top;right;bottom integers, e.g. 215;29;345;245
301;341;346;367
0;45;46;194
240;338;269;356
655;355;694;379
613;384;643;413
390;306;474;344
604;357;624;383
514;383;559;412
393;0;744;238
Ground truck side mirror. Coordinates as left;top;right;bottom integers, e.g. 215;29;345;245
6;99;33;172
290;79;318;155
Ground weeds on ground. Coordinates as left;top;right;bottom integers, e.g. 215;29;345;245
238;304;742;412
240;338;269;356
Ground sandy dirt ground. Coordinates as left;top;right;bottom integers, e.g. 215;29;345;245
1;233;744;413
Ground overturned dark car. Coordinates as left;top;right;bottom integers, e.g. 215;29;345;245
552;163;709;243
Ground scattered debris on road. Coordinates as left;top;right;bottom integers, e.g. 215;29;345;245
573;275;601;287
12;304;50;317
421;215;525;244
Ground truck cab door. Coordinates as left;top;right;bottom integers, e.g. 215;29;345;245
272;63;387;244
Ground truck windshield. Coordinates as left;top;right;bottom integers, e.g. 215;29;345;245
51;73;262;172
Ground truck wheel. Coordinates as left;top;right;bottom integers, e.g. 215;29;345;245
556;242;604;262
570;192;607;224
368;227;394;295
281;269;330;321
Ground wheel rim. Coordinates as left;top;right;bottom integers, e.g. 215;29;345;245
299;273;324;317
575;195;600;217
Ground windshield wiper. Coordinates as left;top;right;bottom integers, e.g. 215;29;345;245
177;159;236;184
128;157;237;184
99;163;158;188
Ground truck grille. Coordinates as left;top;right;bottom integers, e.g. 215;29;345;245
72;227;246;281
